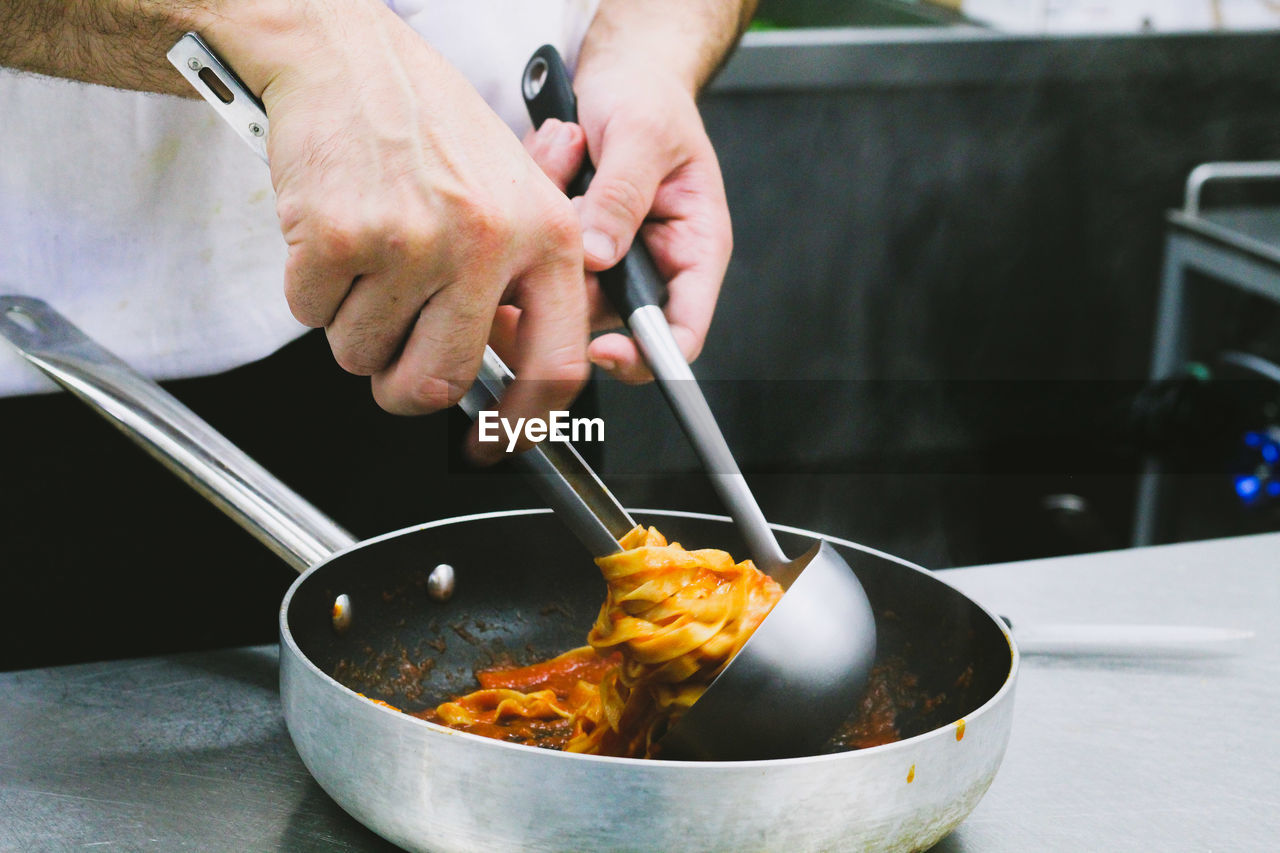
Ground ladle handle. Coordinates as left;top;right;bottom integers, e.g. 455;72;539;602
0;296;356;572
164;32;635;560
523;45;669;318
522;46;788;573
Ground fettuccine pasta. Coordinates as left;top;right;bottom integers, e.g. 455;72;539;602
418;525;784;758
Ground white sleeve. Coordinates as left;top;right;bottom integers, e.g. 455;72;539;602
392;0;600;135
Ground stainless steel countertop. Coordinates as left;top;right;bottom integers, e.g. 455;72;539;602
935;532;1279;852
2;532;1276;851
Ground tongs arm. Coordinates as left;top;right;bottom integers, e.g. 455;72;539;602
458;348;635;557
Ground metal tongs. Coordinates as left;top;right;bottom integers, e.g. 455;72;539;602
166;35;876;759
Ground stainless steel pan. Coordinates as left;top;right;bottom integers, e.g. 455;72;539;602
0;297;1018;852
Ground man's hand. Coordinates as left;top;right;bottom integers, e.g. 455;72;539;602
206;0;590;439
573;64;731;383
517;0;754;384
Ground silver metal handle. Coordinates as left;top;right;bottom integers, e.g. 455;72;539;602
1007;620;1254;657
627;305;789;573
458;349;634;557
166;33;269;161
1183;160;1280;214
0;296;356;572
167;31;635;560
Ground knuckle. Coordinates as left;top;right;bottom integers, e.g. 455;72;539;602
457;197;512;254
327;327;392;377
712;226;733;268
330;345;383;378
284;292;327;328
557;358;591;389
442;378;470;408
541;200;582;250
308;213;364;266
538;347;591;389
276;199;304;235
307;210;441;273
398;375;467;414
377;218;446;270
283;270;335;328
594;176;649;228
717;210;735;259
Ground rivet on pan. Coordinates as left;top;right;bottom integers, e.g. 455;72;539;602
427;564;455;602
187;58;202;71
248;122;265;137
332;594;352;634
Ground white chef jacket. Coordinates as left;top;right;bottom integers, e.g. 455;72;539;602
0;0;599;395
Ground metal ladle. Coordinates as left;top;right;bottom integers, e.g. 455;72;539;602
521;46;878;759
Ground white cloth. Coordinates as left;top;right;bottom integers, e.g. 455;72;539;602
0;0;599;395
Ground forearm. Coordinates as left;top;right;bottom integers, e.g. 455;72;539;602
0;0;217;95
577;0;757;96
0;0;384;100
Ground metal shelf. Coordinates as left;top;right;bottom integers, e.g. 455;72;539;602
1134;162;1280;545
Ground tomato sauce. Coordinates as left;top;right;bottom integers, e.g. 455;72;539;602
409;648;622;750
475;647;620;695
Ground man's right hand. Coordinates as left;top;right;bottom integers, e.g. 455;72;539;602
202;0;590;448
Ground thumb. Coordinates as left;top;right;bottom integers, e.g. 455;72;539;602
576;136;665;270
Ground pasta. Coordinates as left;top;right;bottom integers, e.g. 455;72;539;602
416;525;784;758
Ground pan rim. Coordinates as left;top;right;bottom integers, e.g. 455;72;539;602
278;507;1019;768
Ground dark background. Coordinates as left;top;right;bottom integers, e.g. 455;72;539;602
5;30;1280;671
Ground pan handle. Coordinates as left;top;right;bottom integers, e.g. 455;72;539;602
0;293;634;568
0;296;356;572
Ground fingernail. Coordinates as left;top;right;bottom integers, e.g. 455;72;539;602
583;229;615;263
556;121;576;143
590;356;617;372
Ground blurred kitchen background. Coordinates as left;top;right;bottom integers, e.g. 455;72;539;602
5;0;1280;670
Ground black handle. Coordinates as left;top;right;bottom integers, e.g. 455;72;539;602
522;45;668;320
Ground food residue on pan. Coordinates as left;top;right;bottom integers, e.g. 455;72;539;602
827;655;948;751
333;643;440;705
955;719;966;741
907;764;915;783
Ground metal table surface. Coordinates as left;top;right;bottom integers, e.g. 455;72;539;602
2;533;1276;852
